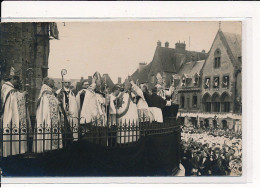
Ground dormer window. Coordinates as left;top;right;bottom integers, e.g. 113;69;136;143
204;77;210;89
214;49;221;68
213;77;219;88
222;75;229;88
194;74;199;86
181;76;186;86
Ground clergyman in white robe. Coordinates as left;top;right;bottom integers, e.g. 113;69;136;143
131;82;153;122
56;87;78;140
1;81;30;157
80;83;105;126
33;84;62;153
115;82;140;144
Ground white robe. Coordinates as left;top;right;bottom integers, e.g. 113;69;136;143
131;83;154;122
76;89;88;116
56;88;78;140
79;87;105;126
1;82;29;157
116;92;140;144
109;94;117;126
33;84;62;153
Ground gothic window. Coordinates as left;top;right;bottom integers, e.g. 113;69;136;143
213;77;220;88
222;75;229;88
187;97;190;109
180;95;185;108
204;77;210;89
212;93;220;112
202;93;211;112
214;49;221;68
192;95;198;108
221;93;231;112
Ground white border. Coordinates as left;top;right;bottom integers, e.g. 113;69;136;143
0;1;257;185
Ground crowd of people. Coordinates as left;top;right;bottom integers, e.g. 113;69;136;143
180;125;242;176
0;70;176;157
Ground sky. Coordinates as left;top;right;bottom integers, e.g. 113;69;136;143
48;21;241;83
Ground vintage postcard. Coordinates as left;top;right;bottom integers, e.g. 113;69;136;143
0;21;243;181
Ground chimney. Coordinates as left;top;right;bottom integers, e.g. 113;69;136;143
157;40;161;47
139;62;147;72
165;41;169;48
202;49;205;53
118;77;122;84
175;41;186;53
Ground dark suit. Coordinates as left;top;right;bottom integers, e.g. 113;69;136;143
143;92;166;109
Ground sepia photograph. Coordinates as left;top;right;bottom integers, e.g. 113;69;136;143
0;21;242;178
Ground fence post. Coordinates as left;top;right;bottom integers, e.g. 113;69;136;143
77;117;80;141
35;119;37;153
50;119;53;151
19;121;21;155
43;121;45;153
57;122;60;150
119;122;122;146
1;120;3;157
10;121;12;156
128;120;130;144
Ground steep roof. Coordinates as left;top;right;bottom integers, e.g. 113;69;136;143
156;47;178;73
130;62;152;84
153;46;207;73
130;42;207;83
222;31;242;61
178;60;205;77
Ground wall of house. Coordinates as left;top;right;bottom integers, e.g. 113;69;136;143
0;23;51;116
178;90;201;112
201;32;235;113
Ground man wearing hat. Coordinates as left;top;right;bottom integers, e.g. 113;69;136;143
1;70;31;157
115;78;140;144
80;72;106;126
56;79;78;140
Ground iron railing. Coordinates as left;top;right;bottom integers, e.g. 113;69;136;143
0;117;180;158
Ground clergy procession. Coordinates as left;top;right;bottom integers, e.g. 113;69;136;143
0;69;177;158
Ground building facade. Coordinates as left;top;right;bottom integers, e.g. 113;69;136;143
0;22;59;116
131;29;242;131
179;29;242;130
175;60;205;127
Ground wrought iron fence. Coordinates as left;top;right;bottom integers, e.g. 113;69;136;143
0;117;180;158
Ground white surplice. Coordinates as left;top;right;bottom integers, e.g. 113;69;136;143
1;82;29;157
109;93;117;126
56;88;78;140
116;92;140;144
131;83;154;122
76;89;88;116
33;84;62;153
79;86;105;126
